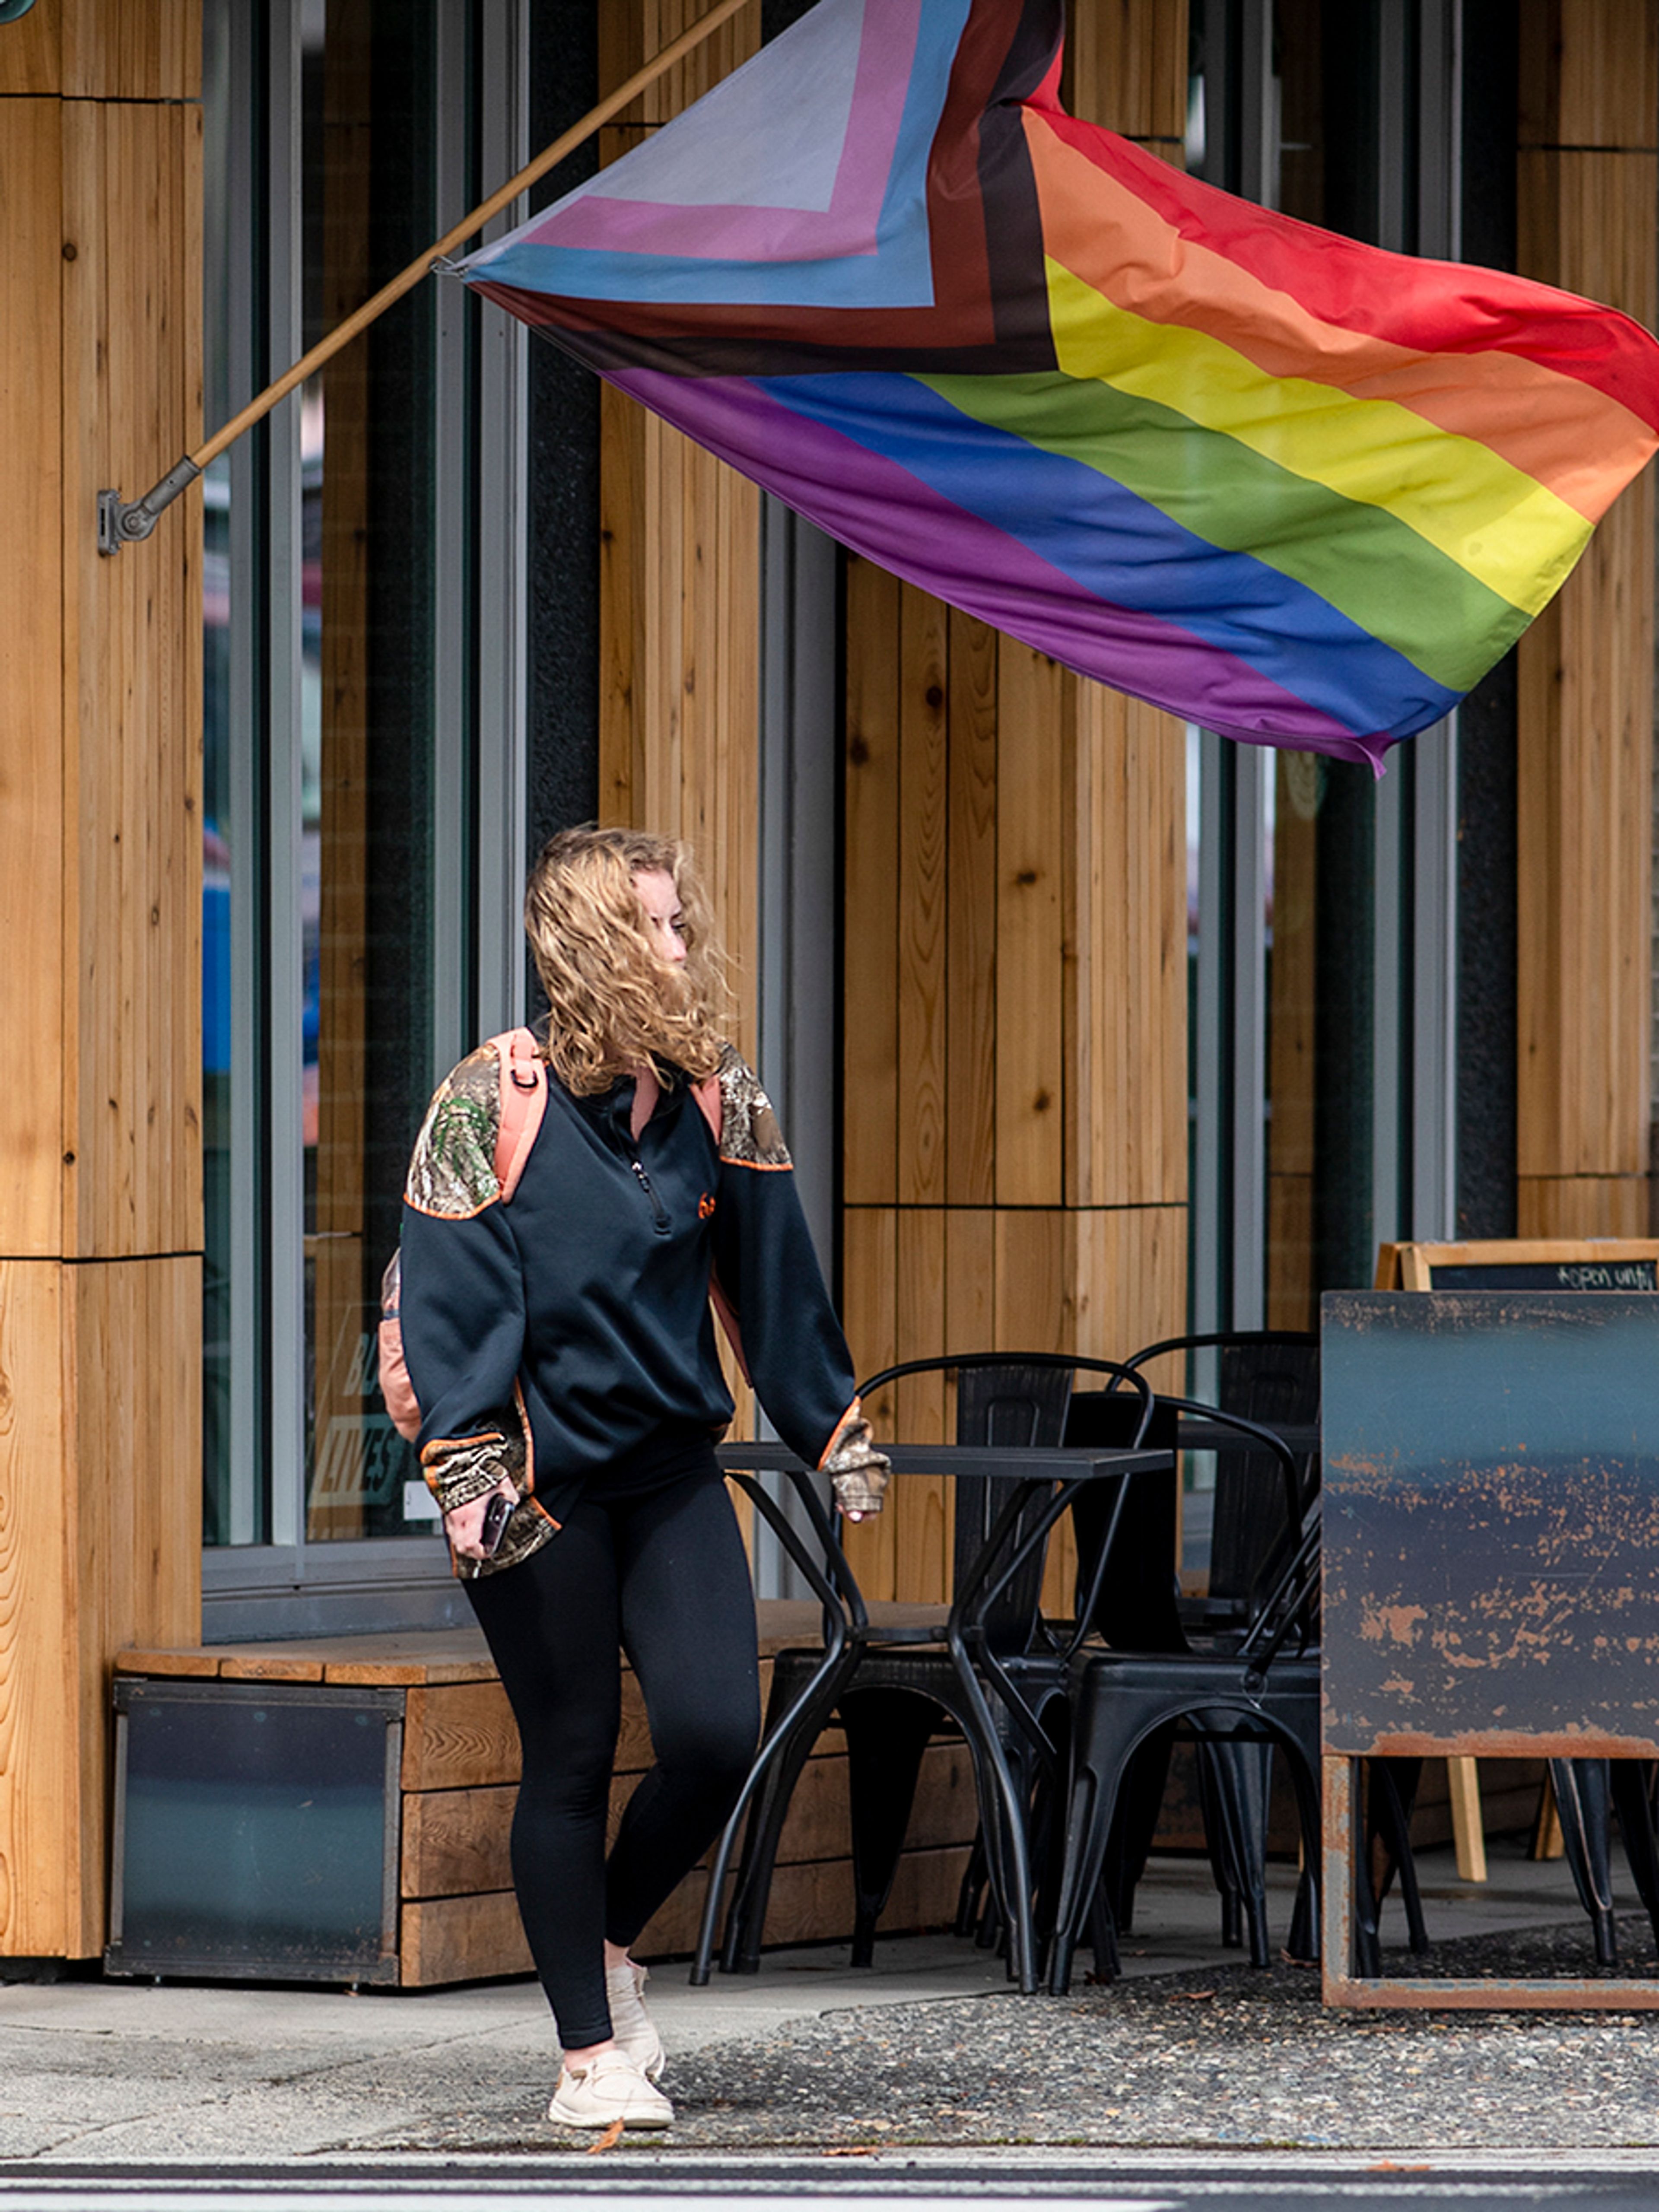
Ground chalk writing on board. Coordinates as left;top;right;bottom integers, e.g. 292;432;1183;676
1427;1260;1659;1292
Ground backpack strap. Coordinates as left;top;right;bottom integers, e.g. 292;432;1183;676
490;1027;547;1204
691;1069;723;1148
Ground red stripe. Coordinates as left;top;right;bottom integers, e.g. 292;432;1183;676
1031;106;1659;435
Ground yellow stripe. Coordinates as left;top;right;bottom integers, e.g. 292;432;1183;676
1045;257;1589;617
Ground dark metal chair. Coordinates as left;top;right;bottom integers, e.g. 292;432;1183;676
692;1354;1154;1992
1124;1330;1321;1634
1545;1759;1659;1967
1107;1332;1425;1968
1048;1493;1325;1994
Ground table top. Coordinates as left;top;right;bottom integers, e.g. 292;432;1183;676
718;1441;1170;1483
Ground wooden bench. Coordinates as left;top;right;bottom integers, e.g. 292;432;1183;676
114;1601;977;1988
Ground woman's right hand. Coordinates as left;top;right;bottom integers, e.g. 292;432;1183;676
444;1477;518;1560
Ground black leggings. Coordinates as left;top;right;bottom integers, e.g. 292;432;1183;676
464;1464;760;2048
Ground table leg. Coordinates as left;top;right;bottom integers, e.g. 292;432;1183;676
1447;1754;1487;1883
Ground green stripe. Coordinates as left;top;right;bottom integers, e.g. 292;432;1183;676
915;369;1520;692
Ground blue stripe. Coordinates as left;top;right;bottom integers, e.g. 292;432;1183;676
461;0;969;312
762;372;1465;736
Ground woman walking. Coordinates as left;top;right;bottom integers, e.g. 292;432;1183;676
397;827;888;2132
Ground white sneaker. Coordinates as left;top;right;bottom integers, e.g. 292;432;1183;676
606;1958;665;2082
547;2048;673;2130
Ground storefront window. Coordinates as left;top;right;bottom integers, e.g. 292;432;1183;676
203;0;482;1574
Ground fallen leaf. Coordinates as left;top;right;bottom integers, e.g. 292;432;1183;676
1167;1988;1217;2001
586;2120;625;2155
823;2146;879;2158
1369;2163;1431;2174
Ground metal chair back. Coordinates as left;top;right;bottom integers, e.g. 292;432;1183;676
856;1353;1151;1659
1129;1330;1319;1611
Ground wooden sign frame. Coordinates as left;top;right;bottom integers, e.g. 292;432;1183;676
1376;1239;1659;1294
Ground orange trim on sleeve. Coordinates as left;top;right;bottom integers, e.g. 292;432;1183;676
816;1396;864;1471
719;1157;796;1173
419;1430;507;1465
402;1192;503;1221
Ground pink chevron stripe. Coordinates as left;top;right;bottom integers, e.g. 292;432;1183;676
527;0;921;266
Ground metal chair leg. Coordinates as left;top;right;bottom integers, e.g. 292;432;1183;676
842;1688;939;1967
1551;1758;1619;1968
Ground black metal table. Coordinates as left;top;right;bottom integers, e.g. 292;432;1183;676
709;1439;1169;1993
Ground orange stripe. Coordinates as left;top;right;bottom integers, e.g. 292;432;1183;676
1027;116;1656;523
817;1396;865;1471
420;1431;506;1465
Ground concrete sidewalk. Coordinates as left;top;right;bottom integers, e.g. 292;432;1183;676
0;1842;1652;2164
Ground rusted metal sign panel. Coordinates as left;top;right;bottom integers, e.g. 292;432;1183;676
1322;1291;1659;1762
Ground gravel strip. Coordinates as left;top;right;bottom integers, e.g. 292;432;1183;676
398;1924;1659;2156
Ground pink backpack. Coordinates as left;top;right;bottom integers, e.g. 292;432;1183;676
379;1030;732;1443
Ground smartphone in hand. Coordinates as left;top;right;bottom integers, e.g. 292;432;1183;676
479;1488;515;1557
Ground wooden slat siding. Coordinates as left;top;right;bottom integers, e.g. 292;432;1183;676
64;99;203;1263
0;0;197;98
947;611;999;1206
1267;1175;1318;1329
597;378;644;822
995;646;1068;1208
401;1843;973;1987
894;1209;950;1604
1071;1205;1187;1377
898;583;949;1206
1518;0;1659;149
401;1741;978;1904
1067;685;1187;1208
992;1209;1077;1616
844;556;903;1205
0;1265;72;1954
840;1206;899;1600
1065;0;1189;150
1519;456;1656;1177
1516;0;1656;1239
0;74;205;1959
403;1681;522;1793
634;1841;973;1964
402;1786;520;1902
13;1256;203;1958
0;101;66;1259
1516;1176;1651;1239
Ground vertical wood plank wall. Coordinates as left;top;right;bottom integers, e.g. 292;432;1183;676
595;0;764;1455
841;4;1192;1608
0;2;203;1956
595;0;762;1046
1515;0;1657;1236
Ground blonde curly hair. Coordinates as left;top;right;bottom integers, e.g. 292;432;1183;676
524;826;731;1094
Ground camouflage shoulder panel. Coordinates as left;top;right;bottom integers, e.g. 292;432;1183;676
716;1042;792;1170
405;1046;505;1217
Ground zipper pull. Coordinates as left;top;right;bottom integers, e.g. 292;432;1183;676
631;1157;670;1233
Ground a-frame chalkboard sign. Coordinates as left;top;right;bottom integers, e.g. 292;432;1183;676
1375;1239;1659;1294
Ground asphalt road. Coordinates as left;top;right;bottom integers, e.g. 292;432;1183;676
4;2160;1659;2212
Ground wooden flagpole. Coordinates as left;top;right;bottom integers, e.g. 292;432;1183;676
98;0;754;551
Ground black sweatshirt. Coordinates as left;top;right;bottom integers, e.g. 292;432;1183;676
398;1039;867;1572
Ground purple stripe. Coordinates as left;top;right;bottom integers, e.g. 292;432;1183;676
523;0;920;267
612;367;1388;767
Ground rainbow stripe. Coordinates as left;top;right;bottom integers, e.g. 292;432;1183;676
459;0;1659;768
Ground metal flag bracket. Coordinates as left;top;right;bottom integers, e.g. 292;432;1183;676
97;458;203;558
93;0;748;553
